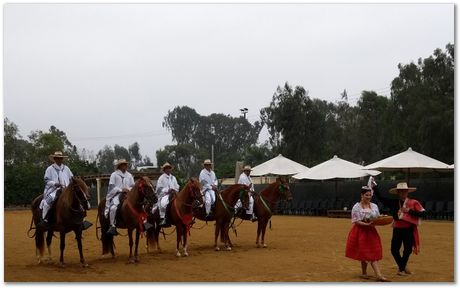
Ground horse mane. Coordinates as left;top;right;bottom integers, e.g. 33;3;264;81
127;176;152;202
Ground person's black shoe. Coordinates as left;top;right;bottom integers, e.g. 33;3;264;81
107;226;119;236
251;215;258;222
159;218;167;227
143;221;154;230
205;214;213;221
37;219;51;230
82;220;93;230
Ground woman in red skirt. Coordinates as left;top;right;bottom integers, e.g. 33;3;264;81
345;186;390;282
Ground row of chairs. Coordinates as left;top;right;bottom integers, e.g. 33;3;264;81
276;199;454;221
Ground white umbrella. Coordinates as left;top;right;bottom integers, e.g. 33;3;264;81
449;164;454;169
251;154;309;176
364;147;451;184
293;155;381;180
293;155;381;203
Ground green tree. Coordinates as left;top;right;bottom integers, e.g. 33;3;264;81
390;43;454;163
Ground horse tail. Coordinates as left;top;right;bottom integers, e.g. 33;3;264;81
98;199;115;256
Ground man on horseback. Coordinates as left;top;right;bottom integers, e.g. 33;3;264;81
154;162;180;227
199;159;218;219
105;159;135;236
235;165;257;222
38;151;92;230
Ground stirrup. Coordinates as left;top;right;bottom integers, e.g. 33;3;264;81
143;221;154;230
107;226;119;236
82;220;93;230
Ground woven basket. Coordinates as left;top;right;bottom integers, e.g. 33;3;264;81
372;215;394;226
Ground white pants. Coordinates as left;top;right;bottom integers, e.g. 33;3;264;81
234;195;255;215
40;189;58;220
105;195;120;226
158;195;170;219
204;189;216;215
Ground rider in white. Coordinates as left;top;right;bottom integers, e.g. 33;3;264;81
105;159;135;236
199;159;218;219
235;165;258;222
155;163;180;227
38;151;92;230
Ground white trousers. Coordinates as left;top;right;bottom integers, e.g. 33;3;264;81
105;195;120;226
234;195;255;215
158;195;170;219
40;190;58;220
204;189;216;214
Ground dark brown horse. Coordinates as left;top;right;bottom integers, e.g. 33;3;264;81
97;176;155;263
193;184;251;251
246;178;292;248
164;178;202;257
30;176;91;267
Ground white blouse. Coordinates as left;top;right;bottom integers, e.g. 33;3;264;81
351;202;380;223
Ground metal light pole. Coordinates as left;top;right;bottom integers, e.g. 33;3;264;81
240;108;248;119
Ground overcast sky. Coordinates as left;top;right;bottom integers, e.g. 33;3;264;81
3;3;454;164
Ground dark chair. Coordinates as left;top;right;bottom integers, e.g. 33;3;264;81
434;201;445;220
311;200;321;216
317;200;329;216
424;201;434;219
302;200;313;216
335;200;344;210
295;201;306;215
446;201;454;221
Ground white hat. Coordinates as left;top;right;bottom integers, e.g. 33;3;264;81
161;162;173;171
49;151;68;162
389;182;416;194
243;165;252;171
203;159;213;165
114;159;129;169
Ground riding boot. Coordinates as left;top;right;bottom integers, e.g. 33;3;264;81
159;218;170;227
82;220;93;230
38;204;51;230
251;214;258;222
107;225;119;236
143;220;154;230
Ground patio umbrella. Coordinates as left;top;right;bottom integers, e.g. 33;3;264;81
250;154;309;176
293;155;381;202
363;147;451;184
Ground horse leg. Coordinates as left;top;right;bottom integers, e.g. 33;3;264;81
46;231;53;261
256;219;262;248
75;229;88;267
214;221;220;251
59;232;66;268
134;228;140;262
261;220;268;248
182;226;189;257
35;229;45;264
128;228;135;264
175;226;182;257
224;222;232;251
155;225;162;252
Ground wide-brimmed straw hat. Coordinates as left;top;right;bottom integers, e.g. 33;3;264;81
161;162;174;171
114;159;129;169
243;165;252;171
49;151;68;162
389;182;416;194
203;159;213;165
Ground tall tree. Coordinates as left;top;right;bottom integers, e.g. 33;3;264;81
390;43;454;163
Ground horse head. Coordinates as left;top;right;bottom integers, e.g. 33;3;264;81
277;177;293;201
70;176;91;210
132;176;156;205
184;177;203;209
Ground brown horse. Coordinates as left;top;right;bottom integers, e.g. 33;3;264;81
193;184;251;251
245;178;293;248
164;178;203;257
97;176;155;263
30;176;91;267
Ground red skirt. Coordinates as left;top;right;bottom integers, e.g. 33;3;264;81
345;224;382;261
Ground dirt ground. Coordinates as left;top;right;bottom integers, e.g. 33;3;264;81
4;209;454;282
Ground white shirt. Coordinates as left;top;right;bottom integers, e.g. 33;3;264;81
351;202;380;223
156;173;180;198
238;172;254;192
44;163;73;195
199;168;218;193
107;169;135;200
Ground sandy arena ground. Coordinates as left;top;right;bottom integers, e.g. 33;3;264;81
4;209;454;282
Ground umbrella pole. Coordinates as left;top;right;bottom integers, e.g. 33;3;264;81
407;168;410;186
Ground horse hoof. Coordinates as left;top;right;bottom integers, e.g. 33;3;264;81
256;244;261;248
58;262;65;268
215;247;220;251
183;252;189;257
263;244;267;248
81;262;89;268
226;247;232;251
176;252;181;257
